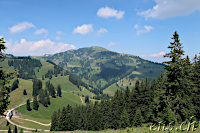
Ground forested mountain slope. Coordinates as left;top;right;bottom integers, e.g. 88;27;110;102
0;57;96;109
35;46;165;94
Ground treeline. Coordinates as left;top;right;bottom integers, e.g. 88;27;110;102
8;58;42;79
45;60;67;78
69;73;103;97
51;31;200;131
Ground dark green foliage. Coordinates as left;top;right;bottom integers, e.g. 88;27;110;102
6;120;9;126
32;79;42;96
49;84;56;98
8;126;11;133
50;111;58;131
38;89;50;107
46;80;56;97
119;108;130;128
23;89;27;95
26;99;31;111
49;31;200;131
14;125;17;133
42;75;44;80
33;96;39;110
132;109;144;127
57;84;61;97
45;70;53;79
85;95;89;103
8;58;42;79
0;37;11;116
11;79;19;91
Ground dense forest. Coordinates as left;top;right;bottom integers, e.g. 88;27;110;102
51;31;200;131
8;58;42;79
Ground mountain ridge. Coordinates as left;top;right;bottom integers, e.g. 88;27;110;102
34;46;165;95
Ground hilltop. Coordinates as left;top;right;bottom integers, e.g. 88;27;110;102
35;46;165;95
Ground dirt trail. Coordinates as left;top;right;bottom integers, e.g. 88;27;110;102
12;116;51;126
5;101;50;131
80;96;84;105
7;118;50;132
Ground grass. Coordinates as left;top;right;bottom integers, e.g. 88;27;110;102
8;78;33;109
0;59;15;72
10;118;50;130
42;76;80;92
103;83;120;96
0;117;15;130
16;91;82;122
45;127;150;133
73;87;95;97
35;61;54;79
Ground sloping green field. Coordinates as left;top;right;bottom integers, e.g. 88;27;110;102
8;78;33;109
16;91;82;122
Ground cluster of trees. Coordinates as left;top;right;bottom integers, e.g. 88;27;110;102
44;60;68;79
32;79;42;96
28;79;62;110
8;58;42;79
45;70;54;79
38;89;50;107
51;31;200;131
46;80;56;98
9;79;19;92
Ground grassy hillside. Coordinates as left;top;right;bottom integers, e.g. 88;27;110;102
8;78;33;109
0;58;94;125
16;91;82;123
42;75;80;92
34;46;165;95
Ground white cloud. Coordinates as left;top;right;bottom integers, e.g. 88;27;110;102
34;28;48;35
149;52;165;57
136;25;154;35
107;42;119;47
137;0;200;19
134;24;140;30
55;36;61;40
140;55;147;58
73;24;93;35
56;31;66;35
9;22;36;34
97;6;125;19
97;28;108;35
8;39;75;56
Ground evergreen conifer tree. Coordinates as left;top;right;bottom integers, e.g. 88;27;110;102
33;96;39;110
119;108;130;128
132;108;144;127
26;99;31;111
50;111;58;131
8;126;11;133
57;84;61;97
14;125;17;133
163;31;195;121
23;89;27;95
6;120;9;126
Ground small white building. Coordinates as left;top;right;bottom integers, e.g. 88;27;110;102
6;109;14;119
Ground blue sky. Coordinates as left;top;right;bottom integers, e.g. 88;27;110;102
0;0;200;62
